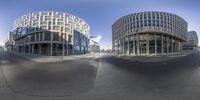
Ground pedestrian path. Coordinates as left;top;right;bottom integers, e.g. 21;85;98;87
115;51;194;62
8;52;103;63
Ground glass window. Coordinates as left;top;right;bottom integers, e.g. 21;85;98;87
163;35;167;53
40;26;46;30
30;34;35;42
53;26;59;30
148;20;151;26
68;34;72;43
157;34;162;53
39;32;43;41
36;33;39;42
168;37;172;53
139;34;147;54
44;31;51;41
53;32;59;41
40;22;47;25
149;34;155;54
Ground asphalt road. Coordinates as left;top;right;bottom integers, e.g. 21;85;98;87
0;52;200;100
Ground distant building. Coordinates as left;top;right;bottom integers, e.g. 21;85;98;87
5;31;15;52
90;36;101;53
183;31;198;51
0;46;4;52
5;11;90;56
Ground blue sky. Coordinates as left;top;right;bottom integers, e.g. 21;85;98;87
0;0;199;49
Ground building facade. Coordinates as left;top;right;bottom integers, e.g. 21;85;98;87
183;31;198;51
5;31;15;52
112;11;188;55
8;11;90;56
90;36;101;53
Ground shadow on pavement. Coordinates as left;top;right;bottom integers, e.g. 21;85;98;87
104;52;200;75
1;52;99;97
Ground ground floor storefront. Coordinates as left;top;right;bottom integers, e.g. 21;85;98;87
14;43;89;56
183;45;198;51
113;33;185;55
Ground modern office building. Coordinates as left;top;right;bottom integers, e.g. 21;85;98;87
90;35;101;53
112;11;188;55
6;11;90;56
5;31;15;52
183;31;198;50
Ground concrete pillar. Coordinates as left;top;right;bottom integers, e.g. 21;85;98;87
59;32;61;42
123;38;125;54
61;33;65;55
118;40;120;53
66;33;69;55
50;43;53;56
39;44;42;54
39;32;41;41
35;34;37;42
42;32;45;41
171;38;174;52
66;42;69;55
180;41;182;52
32;45;34;54
133;35;135;55
146;34;149;55
50;31;53;56
161;34;164;54
62;43;65;56
127;37;130;55
137;34;140;55
167;36;169;53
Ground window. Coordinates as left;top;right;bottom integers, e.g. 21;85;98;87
30;34;35;42
163;35;167;53
40;26;46;30
36;33;39;42
53;26;59;30
157;34;162;53
149;34;155;54
68;34;72;43
39;32;43;41
44;32;51;41
144;20;147;26
53;32;59;41
40;22;47;25
148;20;151;26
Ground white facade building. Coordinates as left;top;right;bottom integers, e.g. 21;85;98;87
7;11;90;56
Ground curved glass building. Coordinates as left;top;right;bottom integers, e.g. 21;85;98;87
112;11;188;55
12;11;90;55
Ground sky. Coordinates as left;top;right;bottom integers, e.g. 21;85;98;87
0;0;199;49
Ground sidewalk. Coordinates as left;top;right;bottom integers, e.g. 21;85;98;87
9;52;95;63
114;51;194;62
